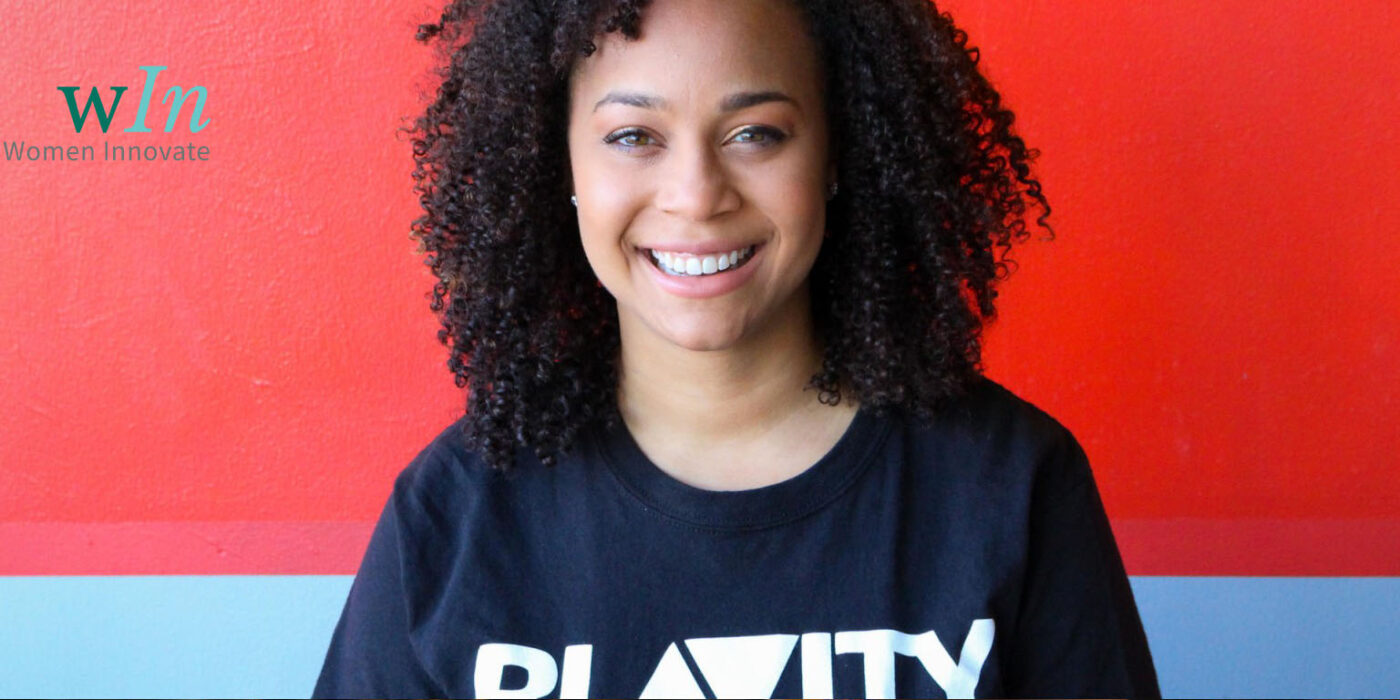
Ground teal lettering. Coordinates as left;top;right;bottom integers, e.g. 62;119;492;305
123;65;166;133
162;85;209;133
57;86;128;133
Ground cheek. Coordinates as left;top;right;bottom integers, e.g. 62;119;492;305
580;189;645;255
751;142;828;232
571;151;649;247
759;169;827;251
575;184;649;290
583;179;647;242
577;214;625;287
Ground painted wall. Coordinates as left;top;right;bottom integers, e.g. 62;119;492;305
1;0;1396;697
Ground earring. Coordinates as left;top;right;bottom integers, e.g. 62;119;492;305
826;182;839;200
570;195;578;207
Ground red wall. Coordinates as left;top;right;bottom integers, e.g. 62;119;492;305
1;0;1395;575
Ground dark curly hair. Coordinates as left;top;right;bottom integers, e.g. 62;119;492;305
409;0;1051;472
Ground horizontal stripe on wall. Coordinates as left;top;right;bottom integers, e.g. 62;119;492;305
0;576;1395;698
2;518;1398;576
0;575;351;699
1116;517;1400;575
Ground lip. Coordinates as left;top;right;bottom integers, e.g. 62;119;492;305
638;241;759;256
636;243;764;299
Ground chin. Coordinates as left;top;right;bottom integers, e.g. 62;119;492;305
658;318;749;352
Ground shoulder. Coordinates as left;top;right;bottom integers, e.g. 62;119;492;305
897;376;1094;499
917;376;1084;454
390;416;493;508
385;416;548;542
385;414;600;540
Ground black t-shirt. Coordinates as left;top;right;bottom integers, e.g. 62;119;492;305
314;378;1159;699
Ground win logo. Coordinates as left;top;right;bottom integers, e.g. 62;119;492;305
58;66;208;134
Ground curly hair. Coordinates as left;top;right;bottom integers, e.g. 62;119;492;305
409;0;1051;472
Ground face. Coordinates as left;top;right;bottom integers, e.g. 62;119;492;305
567;0;832;353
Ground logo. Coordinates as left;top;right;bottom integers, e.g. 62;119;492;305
4;65;211;163
58;65;208;134
472;622;996;699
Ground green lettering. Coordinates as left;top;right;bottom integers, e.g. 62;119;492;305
57;86;128;133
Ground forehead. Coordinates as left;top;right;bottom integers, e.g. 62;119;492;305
569;0;822;107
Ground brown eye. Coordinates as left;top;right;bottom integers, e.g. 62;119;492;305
728;126;787;146
604;128;658;149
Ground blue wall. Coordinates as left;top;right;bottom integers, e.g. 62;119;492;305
1;576;1396;698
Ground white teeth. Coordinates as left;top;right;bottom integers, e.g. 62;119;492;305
647;245;755;277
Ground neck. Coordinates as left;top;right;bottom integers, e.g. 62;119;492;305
617;294;823;442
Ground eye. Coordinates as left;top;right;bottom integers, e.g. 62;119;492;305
603;128;659;150
727;125;787;148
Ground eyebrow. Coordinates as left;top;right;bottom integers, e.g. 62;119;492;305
720;90;794;112
591;90;796;113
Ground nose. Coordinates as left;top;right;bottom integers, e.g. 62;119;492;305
654;138;742;221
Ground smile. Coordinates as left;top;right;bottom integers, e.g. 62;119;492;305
645;245;758;277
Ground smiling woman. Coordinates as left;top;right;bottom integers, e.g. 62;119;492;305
314;0;1159;697
565;0;850;489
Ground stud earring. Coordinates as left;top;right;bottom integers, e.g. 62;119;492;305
570;195;578;207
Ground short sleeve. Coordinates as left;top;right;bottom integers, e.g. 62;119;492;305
1004;431;1161;699
312;477;444;699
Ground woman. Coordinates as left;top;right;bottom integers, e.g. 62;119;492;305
315;0;1159;697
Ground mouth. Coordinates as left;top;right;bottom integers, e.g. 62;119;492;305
641;244;760;277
